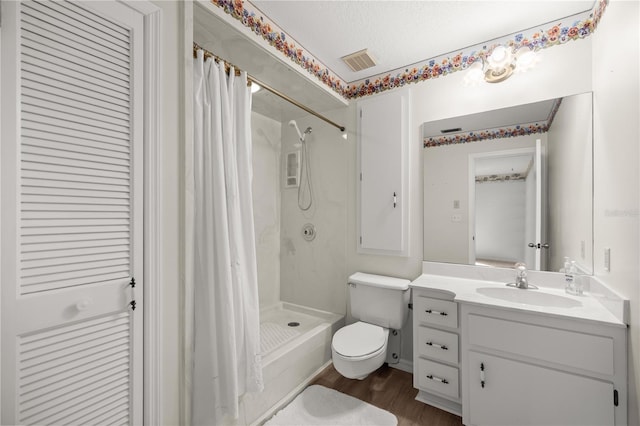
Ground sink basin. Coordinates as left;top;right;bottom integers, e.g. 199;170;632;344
476;287;582;308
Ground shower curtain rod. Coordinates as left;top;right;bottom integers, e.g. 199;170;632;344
193;43;346;133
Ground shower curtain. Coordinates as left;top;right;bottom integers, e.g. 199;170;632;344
191;50;263;425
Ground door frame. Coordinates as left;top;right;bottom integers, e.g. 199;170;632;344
468;147;535;266
0;1;164;424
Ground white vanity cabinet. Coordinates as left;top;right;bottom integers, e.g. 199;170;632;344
356;88;410;256
461;303;627;426
412;288;462;415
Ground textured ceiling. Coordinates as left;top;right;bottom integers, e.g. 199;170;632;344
251;1;595;82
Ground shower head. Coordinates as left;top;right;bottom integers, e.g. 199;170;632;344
288;120;312;142
288;120;303;140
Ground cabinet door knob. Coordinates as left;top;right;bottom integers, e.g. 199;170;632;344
75;298;92;311
393;192;397;208
480;362;486;388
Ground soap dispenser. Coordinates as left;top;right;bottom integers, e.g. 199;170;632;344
565;260;581;295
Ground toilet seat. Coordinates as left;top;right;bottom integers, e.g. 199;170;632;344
332;322;387;358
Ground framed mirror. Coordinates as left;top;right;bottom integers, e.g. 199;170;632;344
423;92;593;273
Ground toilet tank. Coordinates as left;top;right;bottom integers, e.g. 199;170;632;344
348;272;410;329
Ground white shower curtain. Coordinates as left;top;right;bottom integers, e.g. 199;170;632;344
191;50;263;425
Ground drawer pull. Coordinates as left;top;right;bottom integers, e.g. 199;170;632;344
480;362;486;388
425;341;448;350
425;309;448;316
426;374;449;384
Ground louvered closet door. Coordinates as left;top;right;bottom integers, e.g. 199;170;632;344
1;1;144;424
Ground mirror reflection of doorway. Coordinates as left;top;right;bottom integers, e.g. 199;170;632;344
470;146;544;269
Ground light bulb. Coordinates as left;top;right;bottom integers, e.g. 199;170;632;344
516;48;537;72
467;62;484;82
488;45;511;68
463;61;484;86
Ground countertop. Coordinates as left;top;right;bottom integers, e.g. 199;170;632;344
411;273;627;328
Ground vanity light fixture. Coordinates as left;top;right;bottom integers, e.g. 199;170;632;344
464;44;539;85
484;45;515;83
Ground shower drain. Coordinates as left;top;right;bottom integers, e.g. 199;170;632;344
287;322;300;327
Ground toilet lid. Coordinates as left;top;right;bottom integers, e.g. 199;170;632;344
333;322;386;357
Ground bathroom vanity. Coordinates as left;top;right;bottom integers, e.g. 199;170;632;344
411;264;628;426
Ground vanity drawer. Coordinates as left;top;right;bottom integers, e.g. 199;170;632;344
416;358;459;399
469;314;614;375
415;296;458;329
417;326;458;365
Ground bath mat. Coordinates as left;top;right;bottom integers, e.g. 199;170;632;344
265;385;397;426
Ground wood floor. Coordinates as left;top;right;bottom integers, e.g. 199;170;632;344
309;363;463;426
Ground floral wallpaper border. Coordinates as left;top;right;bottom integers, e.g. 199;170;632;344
424;97;562;148
476;173;528;184
211;0;608;100
211;0;346;95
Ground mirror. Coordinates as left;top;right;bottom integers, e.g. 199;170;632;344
423;92;593;273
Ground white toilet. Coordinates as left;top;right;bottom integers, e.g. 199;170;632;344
331;272;410;380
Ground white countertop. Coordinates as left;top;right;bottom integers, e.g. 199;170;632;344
411;273;627;328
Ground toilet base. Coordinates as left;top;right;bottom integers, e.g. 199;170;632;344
331;346;387;380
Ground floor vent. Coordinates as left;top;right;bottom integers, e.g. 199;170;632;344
341;49;377;72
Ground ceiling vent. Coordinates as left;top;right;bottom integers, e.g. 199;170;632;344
341;49;377;72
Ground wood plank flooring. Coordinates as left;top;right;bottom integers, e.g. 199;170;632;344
309;363;463;426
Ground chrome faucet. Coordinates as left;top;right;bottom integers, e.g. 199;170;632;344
515;263;528;288
507;263;537;289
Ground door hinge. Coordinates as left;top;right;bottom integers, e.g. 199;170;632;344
613;389;619;406
129;277;136;311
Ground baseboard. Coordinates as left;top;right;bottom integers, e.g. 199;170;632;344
250;360;332;426
388;358;413;374
415;390;462;417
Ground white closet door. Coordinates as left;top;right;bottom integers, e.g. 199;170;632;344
1;1;144;424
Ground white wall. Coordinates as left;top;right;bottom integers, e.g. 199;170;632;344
476;180;526;263
547;93;593;272
279;109;349;316
251;112;282;308
592;1;640;424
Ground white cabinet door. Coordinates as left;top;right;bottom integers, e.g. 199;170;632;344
1;1;144;424
357;89;409;256
467;351;614;426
